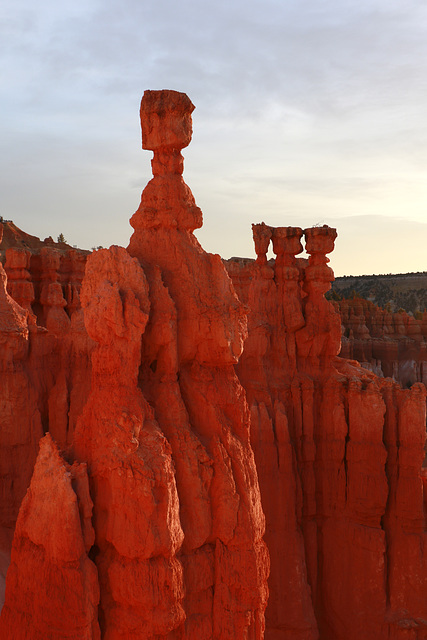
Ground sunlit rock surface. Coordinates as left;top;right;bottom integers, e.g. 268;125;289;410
225;223;427;640
336;297;427;387
0;92;426;640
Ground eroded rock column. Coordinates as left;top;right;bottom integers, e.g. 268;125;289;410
296;226;341;369
73;246;184;639
0;434;100;640
128;89;269;639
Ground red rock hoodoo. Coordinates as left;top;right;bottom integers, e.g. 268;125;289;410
225;224;427;640
125;89;268;638
0;90;268;639
336;296;427;388
0;93;426;640
0;225;93;569
0;433;99;639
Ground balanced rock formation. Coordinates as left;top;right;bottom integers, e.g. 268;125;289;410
0;92;426;640
0;90;269;639
126;89;268;638
225;224;427;640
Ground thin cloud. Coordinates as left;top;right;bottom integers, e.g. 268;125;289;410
1;0;427;273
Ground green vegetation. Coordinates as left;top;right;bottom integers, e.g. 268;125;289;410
330;272;427;315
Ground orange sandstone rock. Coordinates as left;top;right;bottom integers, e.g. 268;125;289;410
128;89;268;638
0;261;43;556
0;93;268;639
0;434;100;639
1;92;426;640
0;220;92;619
226;224;427;640
4;248;36;325
72;245;185;639
337;297;427;387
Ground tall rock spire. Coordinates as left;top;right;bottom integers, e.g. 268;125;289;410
128;89;269;638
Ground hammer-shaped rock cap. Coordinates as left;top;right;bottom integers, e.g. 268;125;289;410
140;89;195;151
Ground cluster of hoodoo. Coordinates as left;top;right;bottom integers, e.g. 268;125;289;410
0;91;425;640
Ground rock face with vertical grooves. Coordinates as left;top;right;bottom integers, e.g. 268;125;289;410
126;89;269;639
0;92;426;640
336;296;427;387
72;244;187;639
0;223;93;565
0;91;269;639
0;433;100;640
225;223;427;640
0;236;43;563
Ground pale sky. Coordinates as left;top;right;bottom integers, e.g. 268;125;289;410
2;0;427;276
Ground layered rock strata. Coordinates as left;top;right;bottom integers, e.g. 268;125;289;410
125;89;268;638
0;227;93;562
0;90;269;639
0;434;100;639
336;297;427;387
0;92;425;640
225;224;427;640
72;245;186;638
0;226;43;569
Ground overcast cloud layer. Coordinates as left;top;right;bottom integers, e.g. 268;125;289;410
2;0;427;275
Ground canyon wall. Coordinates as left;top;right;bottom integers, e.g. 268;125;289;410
0;226;93;563
0;92;426;640
0;90;268;639
225;223;427;640
335;297;427;387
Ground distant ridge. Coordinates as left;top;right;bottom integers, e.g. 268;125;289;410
330;272;427;315
0;220;87;255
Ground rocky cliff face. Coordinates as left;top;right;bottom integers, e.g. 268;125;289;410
126;90;268;638
0;433;100;640
0;92;426;640
72;245;187;639
225;225;427;640
0;90;268;639
0;224;93;573
336;297;427;388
